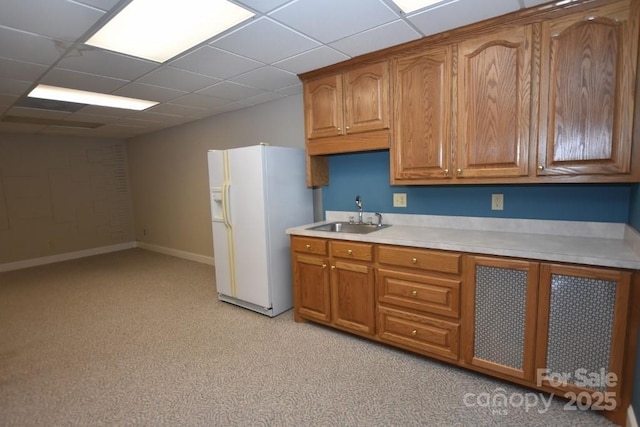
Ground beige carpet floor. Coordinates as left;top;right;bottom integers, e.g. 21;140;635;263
0;248;614;426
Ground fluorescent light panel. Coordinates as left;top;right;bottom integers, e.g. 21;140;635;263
391;0;450;13
85;0;255;63
28;85;158;111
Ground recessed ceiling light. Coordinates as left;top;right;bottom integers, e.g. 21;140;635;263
85;0;255;63
28;85;158;111
391;0;450;14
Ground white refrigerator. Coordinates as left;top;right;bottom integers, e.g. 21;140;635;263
207;144;313;317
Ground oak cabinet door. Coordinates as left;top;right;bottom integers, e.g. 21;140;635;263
537;1;638;176
293;254;331;323
535;264;630;407
391;47;453;181
344;62;390;134
331;260;376;335
457;26;532;178
462;255;539;381
304;74;344;140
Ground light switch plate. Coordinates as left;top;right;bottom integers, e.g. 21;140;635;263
393;193;407;208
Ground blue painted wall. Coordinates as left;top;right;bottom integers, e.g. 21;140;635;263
323;151;632;222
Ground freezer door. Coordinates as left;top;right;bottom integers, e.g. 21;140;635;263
208;151;225;222
227;146;271;308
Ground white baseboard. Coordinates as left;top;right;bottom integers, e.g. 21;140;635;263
136;242;214;266
629;405;639;427
0;242;137;272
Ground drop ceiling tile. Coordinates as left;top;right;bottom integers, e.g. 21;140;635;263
407;0;521;37
112;83;187;103
137;67;220;92
147;103;208;117
271;0;399;43
6;106;70;120
40;68;128;93
211;101;253;114
0;94;20;107
0;79;32;96
75;105;132;117
330;20;421;57
0;0;105;41
0;57;48;81
56;49;158;81
0;27;64;66
0;122;47;134
132;110;183;122
72;0;121;12
230;66;299;91
242;91;286;106
275;83;302;96
211;17;320;64
273;46;349;74
235;0;292;13
170;46;263;80
65;112;120;124
169;93;233;109
197;81;265;101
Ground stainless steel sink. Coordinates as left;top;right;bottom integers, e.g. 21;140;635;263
307;221;391;234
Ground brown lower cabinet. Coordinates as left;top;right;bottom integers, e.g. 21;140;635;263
291;236;639;425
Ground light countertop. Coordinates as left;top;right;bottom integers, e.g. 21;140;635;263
286;212;640;270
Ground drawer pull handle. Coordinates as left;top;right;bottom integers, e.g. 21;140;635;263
411;290;418;297
411;257;417;264
411;330;417;336
305;244;311;249
347;249;353;255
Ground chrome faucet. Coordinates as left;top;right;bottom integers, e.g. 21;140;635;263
355;195;363;224
374;212;383;227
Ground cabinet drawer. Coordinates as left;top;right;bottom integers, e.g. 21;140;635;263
291;237;327;255
378;268;460;318
377;306;459;360
378;245;461;274
331;241;373;261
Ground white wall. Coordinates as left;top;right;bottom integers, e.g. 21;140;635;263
126;94;306;258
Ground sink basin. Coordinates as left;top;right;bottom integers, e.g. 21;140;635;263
307;221;391;234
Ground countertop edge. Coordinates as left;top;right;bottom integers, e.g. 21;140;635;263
286;221;640;270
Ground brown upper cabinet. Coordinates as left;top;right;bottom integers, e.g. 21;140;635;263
302;61;391;186
391;46;453;181
304;61;390;148
391;26;533;183
537;1;638;176
456;25;532;179
302;0;640;186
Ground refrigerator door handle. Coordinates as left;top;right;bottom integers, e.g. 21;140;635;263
222;182;232;229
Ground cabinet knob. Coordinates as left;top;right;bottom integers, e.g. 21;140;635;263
345;126;350;131
305;244;311;249
411;257;417;264
331;265;336;270
538;165;545;171
337;127;341;131
347;249;353;255
411;330;417;336
456;168;462;175
411;290;418;297
443;168;449;176
322;264;327;269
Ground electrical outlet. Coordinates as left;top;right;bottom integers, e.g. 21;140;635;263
491;194;504;211
393;193;407;208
